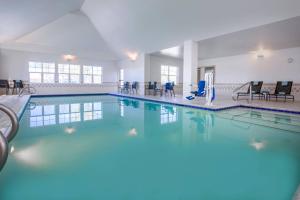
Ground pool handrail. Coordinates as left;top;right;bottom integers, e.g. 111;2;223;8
0;104;19;142
18;85;36;97
232;82;252;101
0;131;8;171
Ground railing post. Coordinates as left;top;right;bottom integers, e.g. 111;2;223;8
249;84;252;102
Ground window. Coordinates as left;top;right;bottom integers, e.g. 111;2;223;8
160;106;177;124
161;65;177;84
30;105;56;127
83;66;102;84
84;102;103;121
119;69;124;86
58;64;80;84
29;62;55;83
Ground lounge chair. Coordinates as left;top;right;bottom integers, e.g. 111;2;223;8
269;81;294;101
0;80;9;95
237;81;263;100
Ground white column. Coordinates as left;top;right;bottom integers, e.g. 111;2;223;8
183;40;198;97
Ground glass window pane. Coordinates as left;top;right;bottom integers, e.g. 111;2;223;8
93;66;102;75
70;75;80;84
169;75;176;84
84;75;92;84
59;74;69;83
93;75;102;84
83;66;93;75
120;69;124;81
43;73;55;83
58;64;69;73
29;62;42;72
161;75;168;84
70;65;80;74
30;73;42;83
169;66;177;75
161;65;168;75
43;63;55;73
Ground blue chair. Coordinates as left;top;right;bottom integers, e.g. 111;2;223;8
191;80;206;97
165;82;175;96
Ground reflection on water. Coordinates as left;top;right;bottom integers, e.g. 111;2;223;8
160;105;177;124
250;139;266;151
29;102;103;128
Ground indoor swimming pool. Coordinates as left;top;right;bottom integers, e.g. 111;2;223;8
0;95;300;199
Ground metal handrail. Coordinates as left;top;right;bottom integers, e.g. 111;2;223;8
18;85;36;97
232;82;252;101
0;131;8;171
0;104;19;142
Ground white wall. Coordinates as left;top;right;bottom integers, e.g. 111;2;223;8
117;54;149;95
0;48;119;95
149;55;183;83
197;47;300;84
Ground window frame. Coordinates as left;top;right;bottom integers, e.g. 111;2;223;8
58;64;81;84
29;62;55;83
160;65;177;84
82;65;103;84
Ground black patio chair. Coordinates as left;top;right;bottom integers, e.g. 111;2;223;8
269;81;294;101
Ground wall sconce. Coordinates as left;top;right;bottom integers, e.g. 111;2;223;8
256;49;265;59
250;48;270;60
126;52;138;61
63;54;76;62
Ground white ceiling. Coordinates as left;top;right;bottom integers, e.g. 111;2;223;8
14;11;117;60
152;16;300;60
82;0;300;58
0;0;300;60
0;0;85;43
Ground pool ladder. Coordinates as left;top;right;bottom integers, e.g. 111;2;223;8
0;104;19;171
232;82;252;101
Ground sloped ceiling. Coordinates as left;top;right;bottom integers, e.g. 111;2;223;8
0;0;85;43
13;11;117;60
152;16;300;60
1;0;300;60
82;0;300;58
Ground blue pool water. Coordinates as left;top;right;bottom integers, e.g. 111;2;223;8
0;95;300;200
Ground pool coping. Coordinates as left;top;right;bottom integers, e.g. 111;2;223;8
29;93;300;115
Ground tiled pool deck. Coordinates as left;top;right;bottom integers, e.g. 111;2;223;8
110;93;300;114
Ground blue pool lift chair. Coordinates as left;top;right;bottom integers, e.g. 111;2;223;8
186;81;206;100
